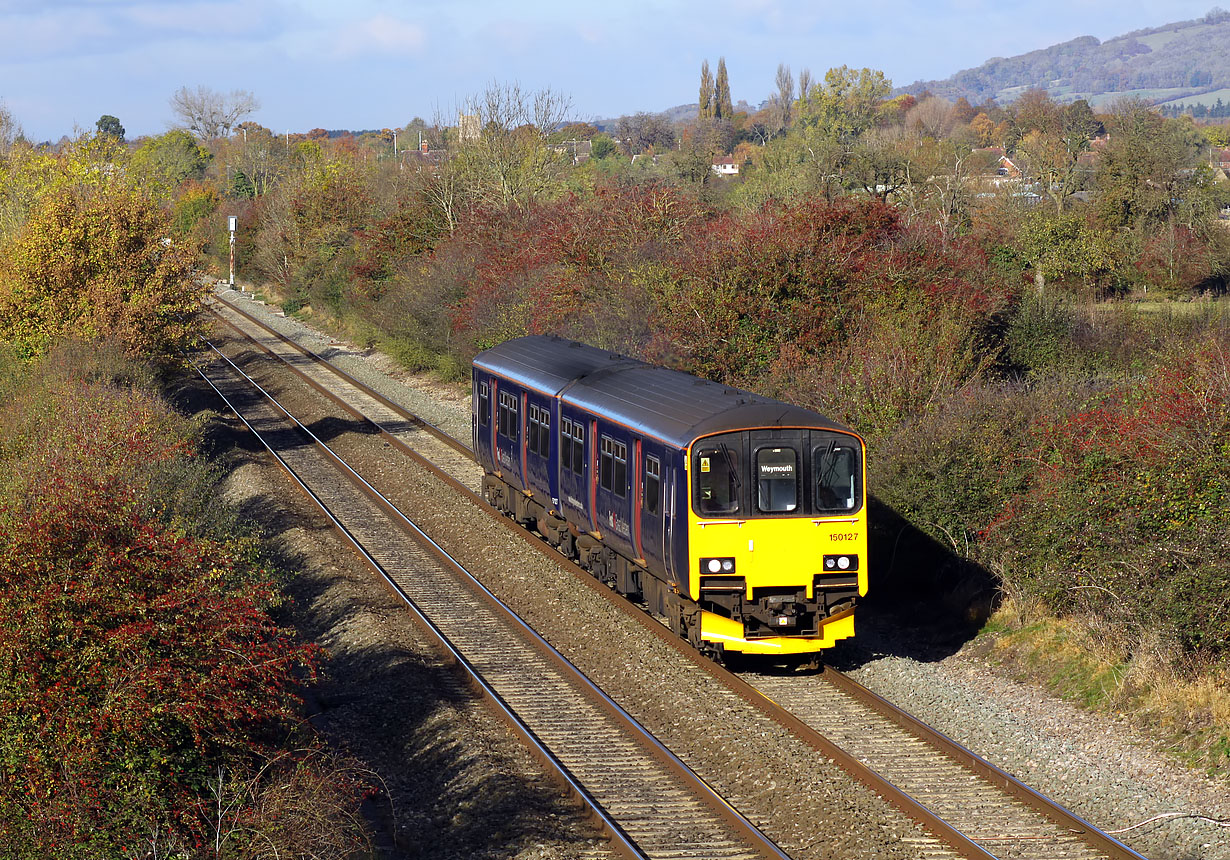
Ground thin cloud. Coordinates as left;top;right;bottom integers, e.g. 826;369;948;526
331;14;427;58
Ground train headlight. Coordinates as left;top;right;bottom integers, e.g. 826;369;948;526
702;557;736;575
823;554;859;572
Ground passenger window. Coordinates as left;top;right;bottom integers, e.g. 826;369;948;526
613;441;627;497
757;447;798;513
560;418;573;472
814;439;861;513
644;456;661;515
599;437;614;491
528;405;540;455
527;404;549;458
478;382;490;426
538;409;550;457
573;424;585;475
599;436;628;495
694;445;740;516
497;391;519;440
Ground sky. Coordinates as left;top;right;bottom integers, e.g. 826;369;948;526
0;0;1223;142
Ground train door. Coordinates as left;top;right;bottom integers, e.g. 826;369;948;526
525;395;552;501
639;448;665;570
557;408;591;531
594;427;635;556
663;460;678;588
494;384;524;491
474;374;492;470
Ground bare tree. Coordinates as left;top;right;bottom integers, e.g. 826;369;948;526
616;112;677;154
797;67;814;107
170;86;260;139
454;82;575;209
773;63;795;132
906;96;957;140
228;122;288;197
468;81;571;140
848;125;911;202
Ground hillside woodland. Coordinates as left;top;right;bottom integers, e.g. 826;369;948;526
903;7;1230;110
2;44;1230;852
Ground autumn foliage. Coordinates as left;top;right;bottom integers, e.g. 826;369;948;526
0;343;365;857
0;177;203;361
982;340;1230;652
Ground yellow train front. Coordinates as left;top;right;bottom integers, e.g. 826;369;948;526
472;336;867;661
684;428;866;657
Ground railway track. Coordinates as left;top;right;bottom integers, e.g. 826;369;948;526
190;338;791;860
202;290;1152;860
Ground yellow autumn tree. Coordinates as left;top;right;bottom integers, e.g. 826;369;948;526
0;177;203;361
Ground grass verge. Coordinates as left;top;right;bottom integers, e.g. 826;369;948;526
980;598;1230;778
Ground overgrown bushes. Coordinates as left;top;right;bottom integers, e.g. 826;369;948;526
0;165;203;362
984;337;1230;654
0;343;368;858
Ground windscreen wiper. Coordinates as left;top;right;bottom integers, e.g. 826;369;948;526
719;443;741;490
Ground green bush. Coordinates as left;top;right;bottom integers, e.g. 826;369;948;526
1004;292;1083;378
983;340;1230;653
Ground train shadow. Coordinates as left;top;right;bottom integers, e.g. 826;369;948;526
822;496;1000;672
165;370;604;860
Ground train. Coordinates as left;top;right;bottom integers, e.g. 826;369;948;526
472;335;868;661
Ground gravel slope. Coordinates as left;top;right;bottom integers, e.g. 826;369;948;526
211;288;1230;860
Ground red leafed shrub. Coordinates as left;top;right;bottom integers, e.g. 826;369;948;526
0;344;325;856
655;198;1012;433
982;340;1230;652
447;182;711;353
350;195;443;300
1135;224;1220;299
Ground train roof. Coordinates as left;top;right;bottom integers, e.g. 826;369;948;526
473;336;857;448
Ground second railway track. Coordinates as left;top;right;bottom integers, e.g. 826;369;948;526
202;289;1154;860
192;339;790;860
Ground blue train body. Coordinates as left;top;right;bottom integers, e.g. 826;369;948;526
473;335;868;659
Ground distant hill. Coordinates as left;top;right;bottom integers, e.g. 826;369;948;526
593;100;760;133
900;7;1230;111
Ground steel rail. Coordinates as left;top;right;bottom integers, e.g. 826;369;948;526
819;668;1149;860
203;290;1151;860
190;342;792;860
206;293;470;454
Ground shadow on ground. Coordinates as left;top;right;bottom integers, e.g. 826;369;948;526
165;369;604;860
822;496;1001;672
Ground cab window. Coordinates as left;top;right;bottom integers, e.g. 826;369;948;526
756;447;798;513
814;438;862;513
694;444;740;516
